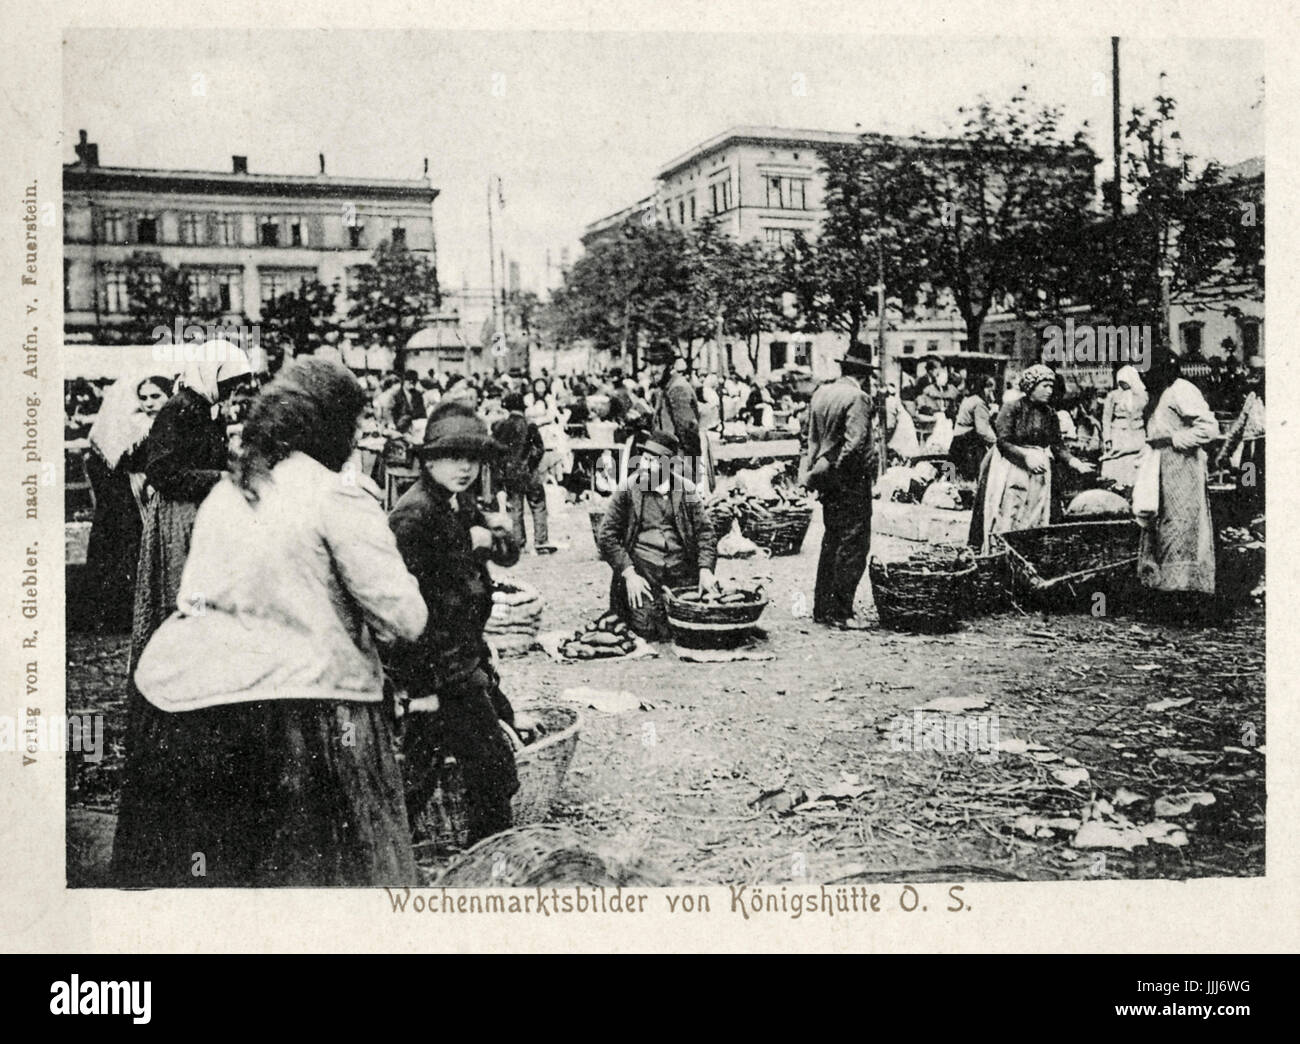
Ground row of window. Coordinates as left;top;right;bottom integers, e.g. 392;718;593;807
88;265;327;314
663;175;806;226
84;209;401;250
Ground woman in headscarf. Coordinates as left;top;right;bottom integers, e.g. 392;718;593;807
948;375;999;481
115;357;427;886
1100;365;1148;488
968;364;1094;553
1134;355;1220;601
80;374;173;632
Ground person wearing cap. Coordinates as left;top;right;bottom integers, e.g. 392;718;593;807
969;363;1094;553
596;430;719;641
387;401;521;845
800;342;877;629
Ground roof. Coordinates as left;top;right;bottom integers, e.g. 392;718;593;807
1223;156;1264;181
63;163;438;203
656;125;870;179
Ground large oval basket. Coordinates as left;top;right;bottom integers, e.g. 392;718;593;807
736;502;813;557
869;556;976;633
663;586;768;649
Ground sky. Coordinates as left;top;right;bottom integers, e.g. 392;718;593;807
63;30;1264;296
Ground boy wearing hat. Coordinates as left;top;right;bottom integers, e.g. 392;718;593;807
596;430;719;640
387;401;520;844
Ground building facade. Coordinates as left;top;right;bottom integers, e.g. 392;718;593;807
63;131;439;350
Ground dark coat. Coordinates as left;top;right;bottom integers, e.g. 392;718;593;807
142;386;227;502
800;375;874;497
653;374;701;456
387;473;519;697
596;474;718;577
491;412;546;492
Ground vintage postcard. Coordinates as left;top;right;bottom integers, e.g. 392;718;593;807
0;0;1295;954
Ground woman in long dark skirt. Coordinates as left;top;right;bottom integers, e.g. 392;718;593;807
114;357;428;886
79;375;172;632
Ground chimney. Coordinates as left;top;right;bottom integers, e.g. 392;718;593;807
74;129;99;167
319;153;326;175
232;155;248;174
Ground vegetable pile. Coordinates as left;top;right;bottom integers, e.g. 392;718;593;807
561;612;638;659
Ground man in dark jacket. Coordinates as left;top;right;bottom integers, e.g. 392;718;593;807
491;392;554;553
596;430;719;640
800;343;876;629
388;401;520;845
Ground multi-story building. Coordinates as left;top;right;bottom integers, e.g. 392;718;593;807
63;130;440;356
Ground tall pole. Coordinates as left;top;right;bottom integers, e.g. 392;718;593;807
486;177;499;355
1111;37;1122;219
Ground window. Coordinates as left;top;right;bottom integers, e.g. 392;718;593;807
390;226;407;249
348;224;365;249
709;178;733;212
179;212;204;245
259;218;281;247
769;341;789;370
926;340;941;355
135;213;158;244
289;218;308;247
259;269;314;304
764;227;796;248
689;196;695;222
212;213;241;246
678;200;685;224
765;175;808;210
1238;318;1261;360
184;269;213;306
1000;330;1016;356
793;340;812;368
902;340;916;355
63;259;71;311
102;210;127;244
216;269;243;312
1179;321;1204;357
102;266;129;314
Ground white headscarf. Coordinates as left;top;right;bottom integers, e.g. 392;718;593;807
177;339;259;405
88;375;161;470
1115;365;1148;413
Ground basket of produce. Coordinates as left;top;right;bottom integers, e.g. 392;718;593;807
869;545;977;633
997;520;1140;604
410;705;582;859
736;501;813;556
560;612;639;659
484;579;544;657
664;583;768;648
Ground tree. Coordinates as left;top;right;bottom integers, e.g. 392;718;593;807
908;91;1099;350
121;254;223;343
718;237;787;372
785;136;929;351
347;240;441;372
259;278;342;370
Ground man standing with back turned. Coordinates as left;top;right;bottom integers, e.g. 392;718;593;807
799;341;876;630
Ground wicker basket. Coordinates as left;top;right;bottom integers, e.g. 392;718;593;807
736;502;813;557
869;556;976;632
664;586;768;649
411;705;582;860
998;520;1140;605
967;542;1012;613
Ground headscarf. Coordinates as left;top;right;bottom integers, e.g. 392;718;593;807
1114;364;1148;413
177;339;259;404
88;375;162;469
1018;364;1056;395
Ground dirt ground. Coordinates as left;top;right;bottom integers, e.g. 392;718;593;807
66;487;1265;886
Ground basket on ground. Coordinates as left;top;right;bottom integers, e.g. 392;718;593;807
411;705;582;860
735;501;813;557
997;520;1140;606
967;541;1012;612
484;579;543;657
869;554;976;633
663;586;768;649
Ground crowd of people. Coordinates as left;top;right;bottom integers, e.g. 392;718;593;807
66;330;1263;884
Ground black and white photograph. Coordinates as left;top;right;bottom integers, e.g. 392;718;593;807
51;25;1270;899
